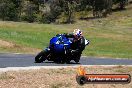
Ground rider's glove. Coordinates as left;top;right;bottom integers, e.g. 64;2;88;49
56;34;61;36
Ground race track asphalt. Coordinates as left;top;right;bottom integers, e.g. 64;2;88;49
0;53;132;68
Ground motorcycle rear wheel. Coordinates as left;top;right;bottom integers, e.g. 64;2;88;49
74;54;81;63
74;57;80;63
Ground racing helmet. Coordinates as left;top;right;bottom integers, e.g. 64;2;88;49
73;29;82;37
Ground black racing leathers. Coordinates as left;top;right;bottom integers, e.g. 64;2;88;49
63;33;85;54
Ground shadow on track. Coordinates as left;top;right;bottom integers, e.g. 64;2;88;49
43;61;80;64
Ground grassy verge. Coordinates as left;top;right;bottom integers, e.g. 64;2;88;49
0;5;132;58
0;66;132;88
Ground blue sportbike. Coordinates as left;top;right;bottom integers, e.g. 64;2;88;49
35;34;89;63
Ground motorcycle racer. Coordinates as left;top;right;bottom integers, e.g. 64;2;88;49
35;29;89;63
63;29;86;54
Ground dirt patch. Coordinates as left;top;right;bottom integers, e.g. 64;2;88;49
0;39;41;54
0;66;131;88
0;40;14;48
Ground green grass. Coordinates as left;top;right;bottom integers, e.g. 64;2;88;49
0;5;132;58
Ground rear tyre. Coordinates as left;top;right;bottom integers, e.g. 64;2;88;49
74;59;80;63
35;50;46;63
65;59;71;64
74;54;81;63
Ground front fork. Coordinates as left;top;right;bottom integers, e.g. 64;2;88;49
44;47;50;52
43;47;51;60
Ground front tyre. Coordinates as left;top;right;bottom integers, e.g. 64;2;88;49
35;50;46;63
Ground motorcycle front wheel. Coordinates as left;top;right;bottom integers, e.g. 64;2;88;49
35;50;47;63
